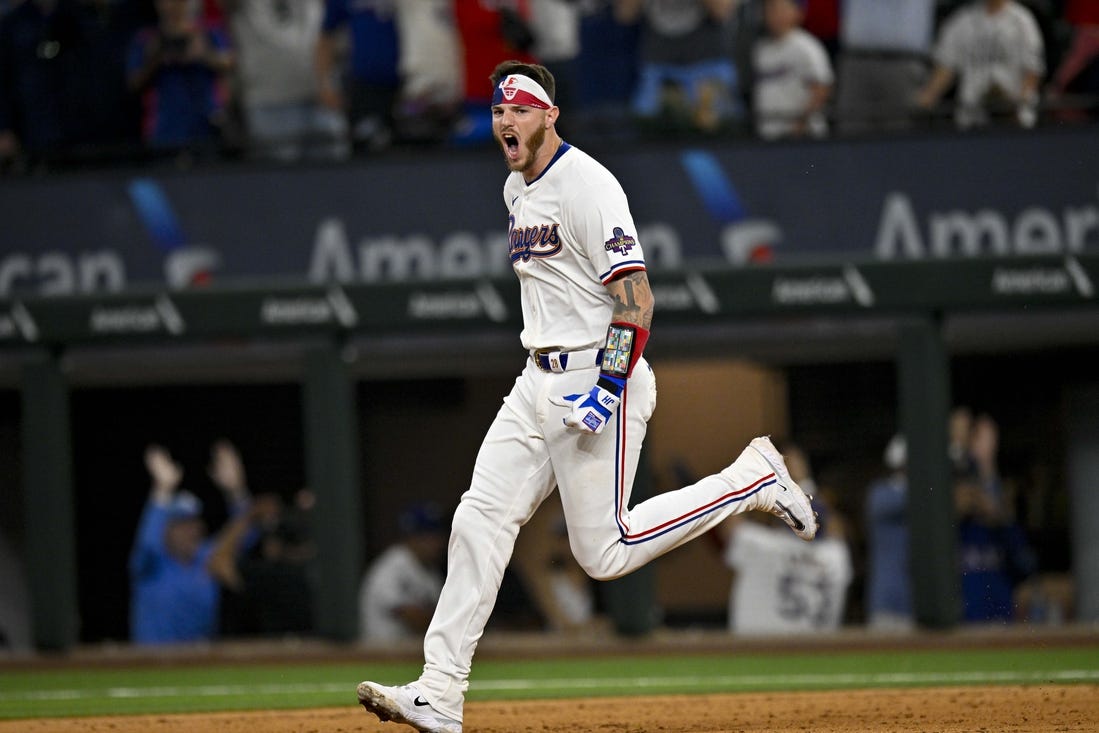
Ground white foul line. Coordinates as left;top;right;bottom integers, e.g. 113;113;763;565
1;669;1097;705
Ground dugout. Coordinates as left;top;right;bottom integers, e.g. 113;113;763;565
3;125;1099;650
2;259;1098;650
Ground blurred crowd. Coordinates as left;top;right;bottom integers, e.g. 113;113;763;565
1;0;1097;174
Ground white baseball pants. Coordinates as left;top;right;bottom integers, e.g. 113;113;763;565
415;358;779;720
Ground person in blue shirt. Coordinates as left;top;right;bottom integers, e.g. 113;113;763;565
315;0;398;151
129;442;255;645
955;413;1037;622
126;0;234;149
864;434;914;630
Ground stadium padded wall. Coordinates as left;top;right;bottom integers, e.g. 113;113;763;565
303;344;365;642
20;354;79;650
1067;384;1099;622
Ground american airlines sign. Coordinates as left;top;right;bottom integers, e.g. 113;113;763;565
1;127;1096;297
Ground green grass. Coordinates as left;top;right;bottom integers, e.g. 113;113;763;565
1;647;1096;720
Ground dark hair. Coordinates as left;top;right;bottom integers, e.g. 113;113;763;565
489;60;556;103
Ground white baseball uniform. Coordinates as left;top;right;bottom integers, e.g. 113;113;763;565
725;520;852;634
933;1;1045;128
413;142;786;722
753;28;834;140
359;543;443;643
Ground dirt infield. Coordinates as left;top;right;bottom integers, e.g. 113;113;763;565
4;684;1098;733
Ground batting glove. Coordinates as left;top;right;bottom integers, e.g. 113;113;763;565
550;375;625;435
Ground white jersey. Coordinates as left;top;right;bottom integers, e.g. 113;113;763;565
230;0;325;107
934;1;1044;119
503;143;645;351
395;0;463;104
530;0;581;63
358;544;442;643
725;521;852;634
753;29;834;140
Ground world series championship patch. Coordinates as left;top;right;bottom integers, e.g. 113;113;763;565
604;227;637;255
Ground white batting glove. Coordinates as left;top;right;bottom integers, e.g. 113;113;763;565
549;375;625;435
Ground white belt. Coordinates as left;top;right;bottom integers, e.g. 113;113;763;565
530;347;604;373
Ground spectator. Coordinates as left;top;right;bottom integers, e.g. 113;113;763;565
203;441;313;637
571;1;640;141
615;0;742;136
956;412;1037;622
392;0;462;144
949;405;974;476
752;0;833;140
128;442;259;644
0;0;141;169
720;443;852;634
530;0;582;123
451;0;537;145
833;0;935;136
1046;0;1099;122
967;411;1005;498
126;0;235;150
211;491;315;637
955;473;1036;621
315;0;398;152
864;433;913;630
224;0;348;161
916;0;1045;130
358;501;447;644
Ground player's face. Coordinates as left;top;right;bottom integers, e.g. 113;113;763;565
165;517;205;563
492;103;552;176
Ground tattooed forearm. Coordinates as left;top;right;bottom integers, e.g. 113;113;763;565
608;271;654;330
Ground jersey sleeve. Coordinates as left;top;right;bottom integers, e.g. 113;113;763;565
933;11;965;71
803;34;834;86
1017;9;1046;74
563;181;645;285
128;499;171;580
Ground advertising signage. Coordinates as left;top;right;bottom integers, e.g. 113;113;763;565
1;255;1095;347
1;127;1097;300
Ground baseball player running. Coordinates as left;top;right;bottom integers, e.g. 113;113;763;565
357;60;817;733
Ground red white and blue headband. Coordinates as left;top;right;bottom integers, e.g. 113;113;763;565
491;74;553;109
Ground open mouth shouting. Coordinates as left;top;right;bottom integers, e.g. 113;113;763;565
501;130;522;164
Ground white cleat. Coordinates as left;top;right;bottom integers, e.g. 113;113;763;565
748;436;818;541
357;681;462;733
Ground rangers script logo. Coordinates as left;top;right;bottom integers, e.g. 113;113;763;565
604;227;637;255
509;215;563;263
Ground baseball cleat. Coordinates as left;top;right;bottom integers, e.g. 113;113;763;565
748;436;818;541
357;681;462;733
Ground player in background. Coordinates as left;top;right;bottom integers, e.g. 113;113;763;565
356;60;818;733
